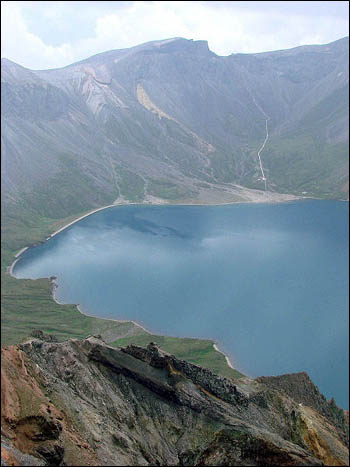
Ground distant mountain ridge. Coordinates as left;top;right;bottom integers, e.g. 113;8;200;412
1;36;349;218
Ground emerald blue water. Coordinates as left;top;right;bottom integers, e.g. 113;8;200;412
13;200;348;408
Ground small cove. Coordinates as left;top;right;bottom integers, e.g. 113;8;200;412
13;200;349;408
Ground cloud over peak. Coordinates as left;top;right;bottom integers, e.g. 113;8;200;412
1;1;349;69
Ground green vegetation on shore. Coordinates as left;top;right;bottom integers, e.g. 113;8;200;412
148;178;196;200
1;202;241;379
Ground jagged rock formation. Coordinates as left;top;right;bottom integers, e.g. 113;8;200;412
257;373;348;443
1;334;348;466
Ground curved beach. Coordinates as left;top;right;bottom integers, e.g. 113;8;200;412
213;344;235;370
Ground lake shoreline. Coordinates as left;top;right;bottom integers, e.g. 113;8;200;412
7;194;332;379
52;277;240;371
11;246;240;373
213;344;235;370
50;276;152;335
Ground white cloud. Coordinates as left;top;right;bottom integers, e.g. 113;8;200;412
1;2;74;69
1;1;349;69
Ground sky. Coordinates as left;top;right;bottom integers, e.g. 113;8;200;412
1;1;349;70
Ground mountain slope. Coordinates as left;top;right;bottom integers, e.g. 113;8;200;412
1;37;348;221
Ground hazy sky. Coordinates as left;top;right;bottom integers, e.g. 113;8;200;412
1;1;349;69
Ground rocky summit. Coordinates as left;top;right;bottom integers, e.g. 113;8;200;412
1;333;348;466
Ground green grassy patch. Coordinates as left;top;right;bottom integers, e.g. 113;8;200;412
264;136;348;197
115;165;145;202
148;178;195;200
18;152;117;219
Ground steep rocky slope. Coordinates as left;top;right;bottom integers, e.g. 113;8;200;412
2;37;348;221
1;334;348;466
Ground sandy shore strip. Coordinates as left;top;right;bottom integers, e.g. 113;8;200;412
213;343;235;370
7;247;29;276
47;204;118;239
8;258;21;277
15;247;29;258
51;278;63;305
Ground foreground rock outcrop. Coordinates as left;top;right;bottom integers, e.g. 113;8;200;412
1;334;348;466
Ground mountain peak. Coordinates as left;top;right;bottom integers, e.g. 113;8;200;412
151;37;211;54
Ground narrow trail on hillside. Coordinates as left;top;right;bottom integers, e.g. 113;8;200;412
257;119;269;191
245;87;270;191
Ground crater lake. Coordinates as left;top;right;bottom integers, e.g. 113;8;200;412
13;200;349;408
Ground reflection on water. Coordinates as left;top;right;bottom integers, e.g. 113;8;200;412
14;201;349;408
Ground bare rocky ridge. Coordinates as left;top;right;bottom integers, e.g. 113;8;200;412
1;333;348;466
256;373;348;444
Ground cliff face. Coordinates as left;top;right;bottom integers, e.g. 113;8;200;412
1;335;349;466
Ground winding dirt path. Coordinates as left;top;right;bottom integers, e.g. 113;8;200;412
244;85;270;190
257;119;269;191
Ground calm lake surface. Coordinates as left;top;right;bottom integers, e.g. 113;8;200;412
14;200;348;408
